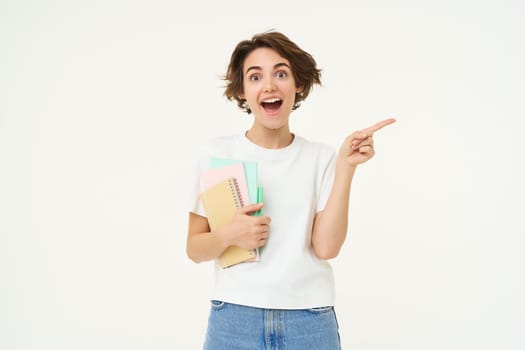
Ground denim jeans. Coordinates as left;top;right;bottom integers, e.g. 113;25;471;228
203;301;341;350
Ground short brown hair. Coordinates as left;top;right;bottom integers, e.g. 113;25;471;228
224;31;322;113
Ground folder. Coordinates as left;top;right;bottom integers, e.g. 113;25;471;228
199;177;256;268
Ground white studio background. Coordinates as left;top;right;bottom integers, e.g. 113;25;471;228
1;0;523;349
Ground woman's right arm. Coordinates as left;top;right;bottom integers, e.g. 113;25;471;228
186;203;270;263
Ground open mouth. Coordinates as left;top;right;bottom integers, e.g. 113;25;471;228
261;98;282;113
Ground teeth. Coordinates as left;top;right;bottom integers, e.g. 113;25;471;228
262;98;281;103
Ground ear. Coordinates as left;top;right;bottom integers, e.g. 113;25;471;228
296;86;304;94
238;91;245;99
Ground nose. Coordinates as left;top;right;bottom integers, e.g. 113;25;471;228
263;78;276;93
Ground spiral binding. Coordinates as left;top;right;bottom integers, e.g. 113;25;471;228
228;177;257;258
228;177;245;208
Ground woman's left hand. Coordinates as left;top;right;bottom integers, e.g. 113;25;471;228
339;118;396;167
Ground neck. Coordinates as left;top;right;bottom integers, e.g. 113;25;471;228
245;124;294;149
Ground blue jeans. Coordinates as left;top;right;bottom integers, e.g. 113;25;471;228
203;301;341;350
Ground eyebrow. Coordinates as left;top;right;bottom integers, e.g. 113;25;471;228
245;62;291;74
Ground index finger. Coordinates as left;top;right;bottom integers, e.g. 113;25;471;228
239;202;264;215
362;118;396;134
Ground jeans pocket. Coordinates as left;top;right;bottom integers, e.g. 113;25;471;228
210;300;225;311
307;306;334;314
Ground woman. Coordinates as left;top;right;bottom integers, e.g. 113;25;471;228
187;30;395;349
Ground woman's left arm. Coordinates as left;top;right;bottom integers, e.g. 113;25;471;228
311;118;396;259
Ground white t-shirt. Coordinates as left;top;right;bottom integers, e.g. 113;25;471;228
189;133;336;309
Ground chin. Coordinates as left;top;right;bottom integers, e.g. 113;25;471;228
264;121;289;131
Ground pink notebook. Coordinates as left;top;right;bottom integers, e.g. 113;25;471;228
200;163;250;207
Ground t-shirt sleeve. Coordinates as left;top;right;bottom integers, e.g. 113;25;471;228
316;150;336;213
188;156;208;217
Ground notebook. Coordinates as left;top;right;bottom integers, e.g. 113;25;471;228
210;158;263;252
199;177;257;268
200;163;250;205
211;158;258;204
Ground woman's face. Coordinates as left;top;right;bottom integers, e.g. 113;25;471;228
240;47;302;132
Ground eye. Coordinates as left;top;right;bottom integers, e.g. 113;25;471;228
276;71;287;78
249;74;260;81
